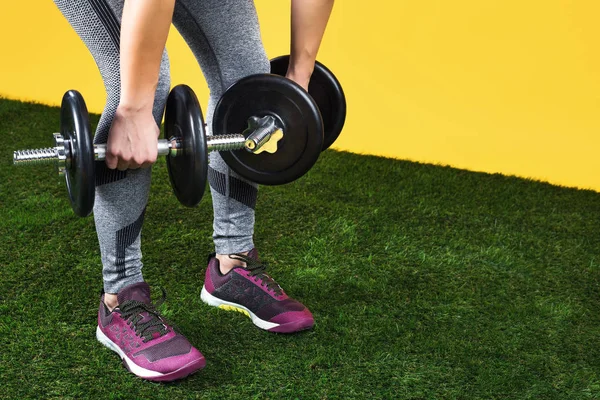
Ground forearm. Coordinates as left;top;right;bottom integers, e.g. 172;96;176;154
289;0;334;79
119;0;176;112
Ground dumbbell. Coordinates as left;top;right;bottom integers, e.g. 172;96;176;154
211;55;347;185
13;56;346;217
14;79;319;217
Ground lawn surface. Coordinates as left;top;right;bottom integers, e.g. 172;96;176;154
1;98;599;399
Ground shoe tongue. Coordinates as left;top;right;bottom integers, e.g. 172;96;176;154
117;282;151;305
248;248;259;261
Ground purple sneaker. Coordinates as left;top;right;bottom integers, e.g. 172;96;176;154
96;282;206;381
201;249;314;333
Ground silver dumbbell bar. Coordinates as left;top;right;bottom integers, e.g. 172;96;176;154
14;116;282;170
93;134;251;161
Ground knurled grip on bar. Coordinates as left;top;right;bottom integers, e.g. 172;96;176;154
13;148;60;165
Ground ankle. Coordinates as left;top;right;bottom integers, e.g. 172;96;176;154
103;293;119;311
216;252;249;274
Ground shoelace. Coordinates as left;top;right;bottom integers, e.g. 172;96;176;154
117;288;170;343
229;253;284;296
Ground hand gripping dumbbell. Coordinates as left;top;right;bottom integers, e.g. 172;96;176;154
13;56;346;217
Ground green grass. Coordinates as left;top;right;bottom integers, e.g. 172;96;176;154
1;98;599;399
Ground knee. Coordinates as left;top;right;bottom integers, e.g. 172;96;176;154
222;51;270;89
246;52;271;76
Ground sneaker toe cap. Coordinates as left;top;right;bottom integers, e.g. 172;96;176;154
268;309;315;333
131;336;206;376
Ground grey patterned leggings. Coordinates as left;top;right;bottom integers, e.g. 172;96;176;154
53;0;268;293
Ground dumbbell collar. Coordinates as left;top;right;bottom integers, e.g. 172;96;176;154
13;132;71;176
243;115;283;154
54;133;69;175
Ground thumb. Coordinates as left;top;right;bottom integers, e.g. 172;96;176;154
104;144;118;170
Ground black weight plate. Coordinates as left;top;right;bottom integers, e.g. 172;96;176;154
61;90;95;217
270;55;346;151
165;85;208;207
213;74;323;185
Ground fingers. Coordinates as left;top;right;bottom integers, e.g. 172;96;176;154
105;109;160;171
117;157;139;172
106;150;156;171
139;153;158;169
105;151;136;171
105;151;118;170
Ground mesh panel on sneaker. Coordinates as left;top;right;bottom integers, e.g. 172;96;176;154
214;272;277;311
133;335;192;362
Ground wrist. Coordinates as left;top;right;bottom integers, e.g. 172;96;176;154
287;57;314;81
289;49;315;63
116;100;154;116
118;84;157;114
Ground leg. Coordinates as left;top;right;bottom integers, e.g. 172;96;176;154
53;0;170;296
52;0;205;380
172;0;270;262
172;0;314;333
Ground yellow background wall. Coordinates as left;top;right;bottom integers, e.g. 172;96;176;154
1;1;599;191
